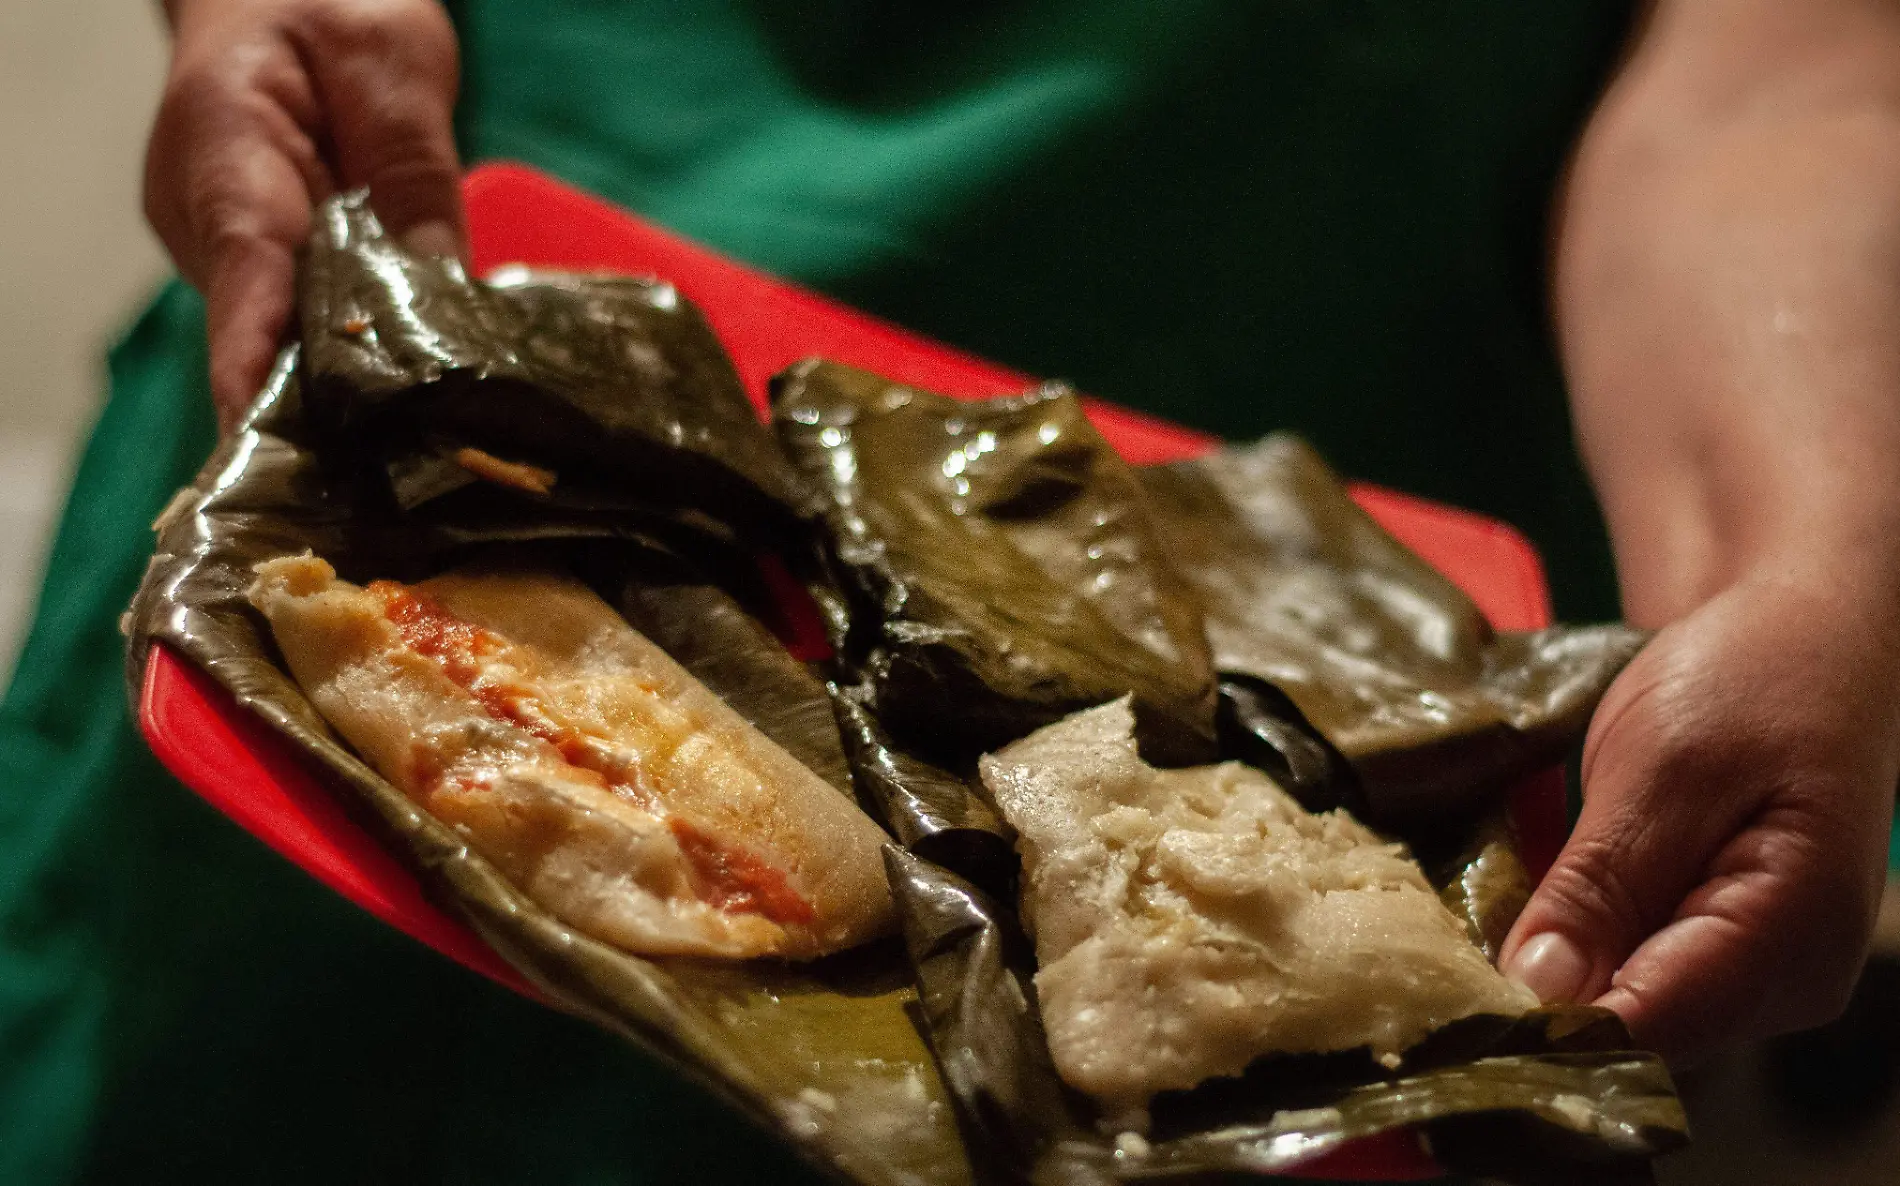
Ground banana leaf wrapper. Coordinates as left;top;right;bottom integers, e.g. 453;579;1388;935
1138;436;1648;826
829;681;1019;898
125;348;974;1186
299;191;818;538
772;359;1219;767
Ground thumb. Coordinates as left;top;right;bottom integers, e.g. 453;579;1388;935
1496;607;1888;1060
1499;773;1714;1009
1499;653;1747;1010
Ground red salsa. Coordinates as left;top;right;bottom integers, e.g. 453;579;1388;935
370;580;815;926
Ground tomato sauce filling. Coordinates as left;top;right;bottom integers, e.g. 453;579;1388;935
670;819;816;925
369;580;814;926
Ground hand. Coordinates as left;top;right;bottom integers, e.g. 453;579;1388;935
1522;0;1900;1063
144;0;464;428
1502;570;1898;1061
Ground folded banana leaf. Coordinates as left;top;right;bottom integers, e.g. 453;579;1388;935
127;346;968;1182
299;191;817;536
1139;436;1647;825
829;681;1018;897
772;360;1218;767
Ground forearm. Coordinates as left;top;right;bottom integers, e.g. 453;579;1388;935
1559;0;1900;626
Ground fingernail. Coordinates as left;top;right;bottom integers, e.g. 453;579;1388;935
1504;932;1590;1003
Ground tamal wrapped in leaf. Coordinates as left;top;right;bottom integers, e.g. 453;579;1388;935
980;698;1538;1117
773;359;1218;766
244;554;895;960
126;196;977;1184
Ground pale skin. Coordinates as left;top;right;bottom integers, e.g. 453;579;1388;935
147;0;1900;1062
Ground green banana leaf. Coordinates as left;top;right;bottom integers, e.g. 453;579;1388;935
1139;437;1646;825
773;359;1218;767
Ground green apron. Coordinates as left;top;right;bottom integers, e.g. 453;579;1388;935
0;4;1636;1182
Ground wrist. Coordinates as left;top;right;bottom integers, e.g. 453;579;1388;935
1564;44;1900;624
1611;479;1900;629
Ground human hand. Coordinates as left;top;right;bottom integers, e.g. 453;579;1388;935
1524;0;1900;1063
1502;566;1899;1061
144;0;464;428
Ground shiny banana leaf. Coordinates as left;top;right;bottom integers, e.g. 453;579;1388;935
830;681;1018;896
126;350;971;1186
772;360;1218;767
1139;435;1647;824
299;191;817;536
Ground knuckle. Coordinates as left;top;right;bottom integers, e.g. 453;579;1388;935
293;0;388;55
295;0;455;74
1538;830;1655;949
192;188;295;278
154;63;232;141
199;222;275;276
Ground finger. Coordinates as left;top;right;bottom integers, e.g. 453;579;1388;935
144;36;329;289
1500;661;1752;1007
291;0;466;258
1598;795;1887;1061
203;217;299;429
185;140;318;421
145;57;328;422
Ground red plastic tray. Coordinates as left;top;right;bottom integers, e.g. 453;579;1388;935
137;162;1565;1181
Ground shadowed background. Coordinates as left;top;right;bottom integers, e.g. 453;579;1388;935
0;5;165;680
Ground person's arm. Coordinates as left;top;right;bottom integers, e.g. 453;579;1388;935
145;0;465;427
1503;0;1900;1060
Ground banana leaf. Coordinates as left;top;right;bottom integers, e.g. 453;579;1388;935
772;360;1218;767
829;681;1018;897
299;191;817;536
1138;436;1647;825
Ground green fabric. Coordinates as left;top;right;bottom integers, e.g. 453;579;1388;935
0;4;1659;1182
459;0;1631;617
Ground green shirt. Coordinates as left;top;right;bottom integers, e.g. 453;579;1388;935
0;5;1633;1182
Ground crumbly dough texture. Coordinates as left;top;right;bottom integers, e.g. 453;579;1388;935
249;554;894;960
981;698;1537;1111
